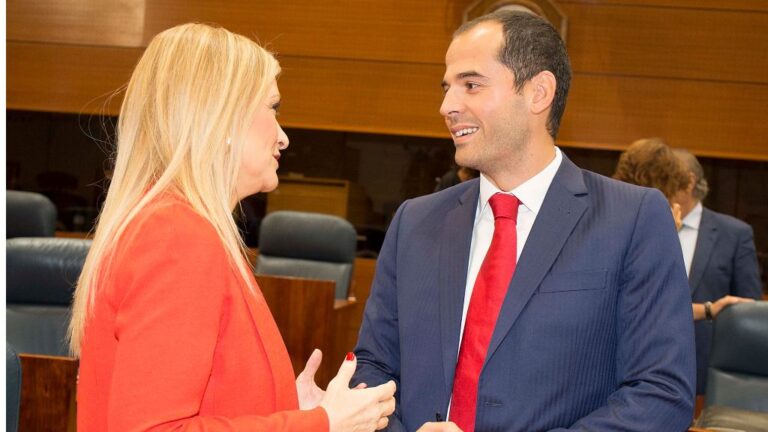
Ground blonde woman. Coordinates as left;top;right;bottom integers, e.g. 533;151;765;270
69;23;395;431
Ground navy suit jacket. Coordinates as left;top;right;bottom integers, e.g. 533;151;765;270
353;156;696;431
689;207;762;394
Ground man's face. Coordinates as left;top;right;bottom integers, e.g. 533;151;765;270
440;21;530;175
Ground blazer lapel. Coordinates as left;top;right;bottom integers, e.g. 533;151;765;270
486;156;588;363
689;208;718;295
240;271;295;407
438;182;478;396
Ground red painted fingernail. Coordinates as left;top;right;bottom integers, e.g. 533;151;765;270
346;352;355;361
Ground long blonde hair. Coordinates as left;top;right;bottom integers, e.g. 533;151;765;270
69;23;280;356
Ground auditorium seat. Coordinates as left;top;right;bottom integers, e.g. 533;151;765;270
6;190;57;238
256;210;357;299
694;302;768;430
6;237;91;356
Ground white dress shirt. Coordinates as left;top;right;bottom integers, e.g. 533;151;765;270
678;202;703;277
457;147;563;345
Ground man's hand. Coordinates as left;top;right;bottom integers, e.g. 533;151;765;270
296;349;325;410
712;295;755;318
416;422;463;431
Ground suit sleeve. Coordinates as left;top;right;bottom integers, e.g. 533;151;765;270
731;223;763;300
352;201;408;432
551;189;696;431
107;212;327;432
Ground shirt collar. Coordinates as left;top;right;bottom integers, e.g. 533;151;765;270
681;201;703;230
478;147;563;216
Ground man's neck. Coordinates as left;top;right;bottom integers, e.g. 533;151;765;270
680;199;700;220
484;143;556;192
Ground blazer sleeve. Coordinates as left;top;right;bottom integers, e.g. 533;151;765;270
731;223;763;300
352;201;408;432
551;189;696;431
107;210;327;432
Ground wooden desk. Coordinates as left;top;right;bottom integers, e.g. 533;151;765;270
18;354;77;432
256;274;356;387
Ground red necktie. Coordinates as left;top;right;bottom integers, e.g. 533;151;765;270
450;192;519;432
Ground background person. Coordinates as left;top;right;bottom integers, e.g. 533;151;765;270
673;148;761;394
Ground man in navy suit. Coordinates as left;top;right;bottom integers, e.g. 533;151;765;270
352;10;695;431
673;149;762;395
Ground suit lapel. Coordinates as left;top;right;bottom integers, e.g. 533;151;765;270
438;182;478;396
240;271;295;407
486;156;588;363
689;208;718;295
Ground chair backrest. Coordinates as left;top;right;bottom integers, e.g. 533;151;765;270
6;237;92;356
6;190;57;238
705;301;768;413
256;211;357;299
6;343;22;432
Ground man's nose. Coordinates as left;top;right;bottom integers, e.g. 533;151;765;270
439;88;461;118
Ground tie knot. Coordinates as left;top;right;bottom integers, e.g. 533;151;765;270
489;193;520;221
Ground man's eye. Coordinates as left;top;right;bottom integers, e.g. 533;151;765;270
466;82;479;90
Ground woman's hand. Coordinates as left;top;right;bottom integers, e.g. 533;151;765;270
296;349;326;410
321;352;396;432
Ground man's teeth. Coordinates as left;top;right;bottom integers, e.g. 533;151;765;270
454;127;478;137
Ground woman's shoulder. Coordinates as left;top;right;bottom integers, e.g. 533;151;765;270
127;194;218;243
115;193;226;264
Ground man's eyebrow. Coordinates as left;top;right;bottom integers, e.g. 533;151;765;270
457;71;487;80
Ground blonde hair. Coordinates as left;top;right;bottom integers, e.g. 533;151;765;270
69;23;280;356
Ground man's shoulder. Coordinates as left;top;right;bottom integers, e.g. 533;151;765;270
703;207;753;234
574;165;656;203
407;178;478;211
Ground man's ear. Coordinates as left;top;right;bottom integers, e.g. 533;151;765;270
687;172;696;194
529;71;556;115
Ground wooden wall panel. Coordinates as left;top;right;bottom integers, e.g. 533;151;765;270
563;4;768;83
560;0;768;13
6;0;768;160
7;42;139;114
561;74;768;161
7;0;466;63
6;42;447;135
278;56;446;136
7;0;146;47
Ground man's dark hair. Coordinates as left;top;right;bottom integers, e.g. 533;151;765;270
456;10;572;139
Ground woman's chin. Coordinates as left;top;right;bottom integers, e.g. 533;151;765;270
259;177;279;193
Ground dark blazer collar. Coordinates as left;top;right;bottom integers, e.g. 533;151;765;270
689;207;718;294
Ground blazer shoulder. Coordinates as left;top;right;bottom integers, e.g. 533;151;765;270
402;178;478;214
579;168;667;215
703;207;753;234
123;195;222;249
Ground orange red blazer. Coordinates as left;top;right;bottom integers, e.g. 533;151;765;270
78;195;328;431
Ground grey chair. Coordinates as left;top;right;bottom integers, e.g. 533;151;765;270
695;302;768;431
6;343;21;432
256;211;357;299
6;190;57;238
6;237;92;356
